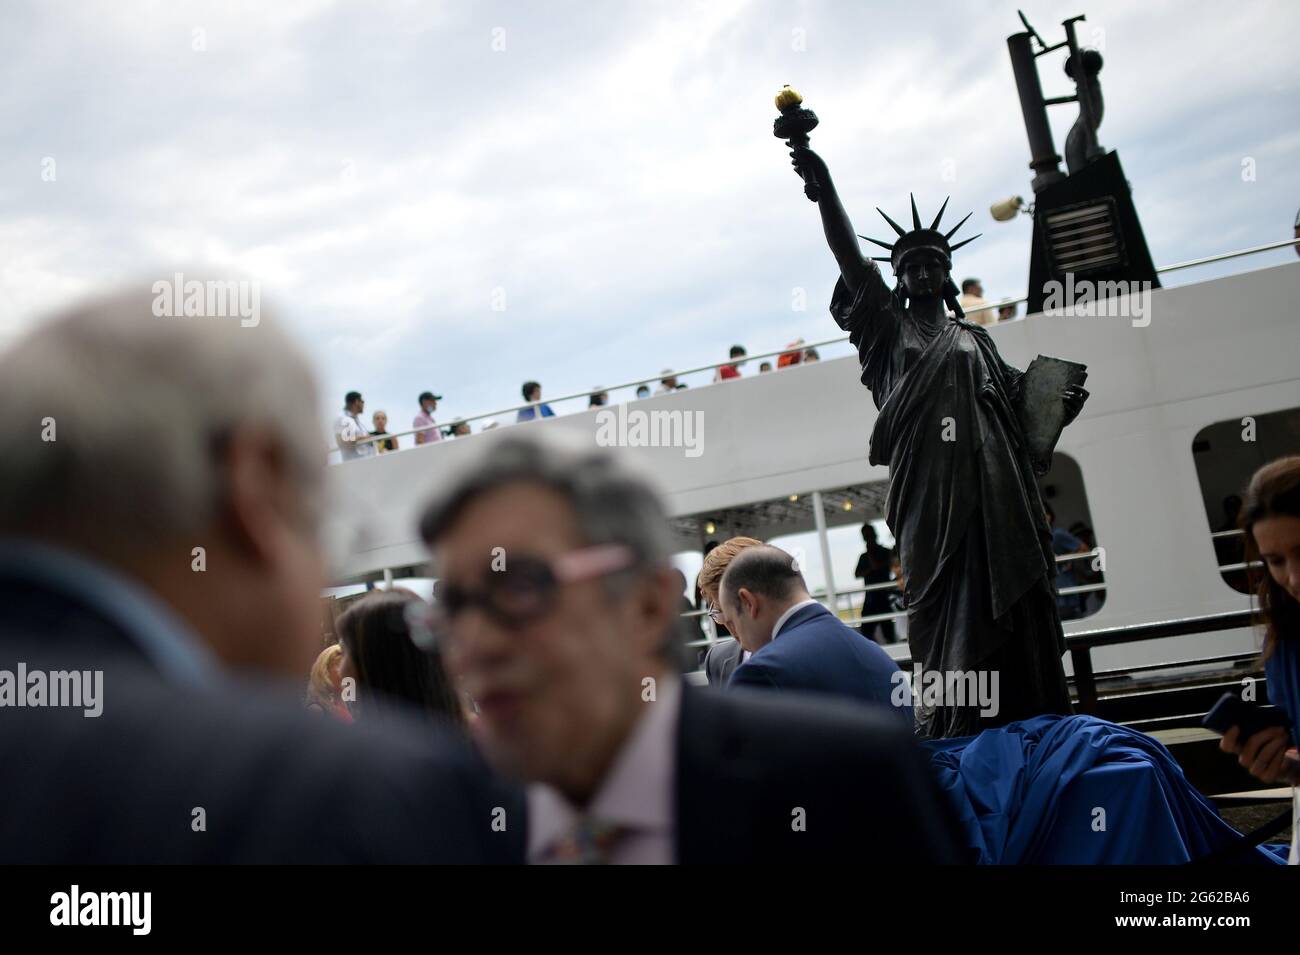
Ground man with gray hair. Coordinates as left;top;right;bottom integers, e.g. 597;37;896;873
417;434;960;863
0;281;513;863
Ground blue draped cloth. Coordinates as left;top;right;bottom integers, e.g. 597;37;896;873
924;714;1283;864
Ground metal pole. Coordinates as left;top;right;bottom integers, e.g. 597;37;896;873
811;491;837;613
1007;31;1066;194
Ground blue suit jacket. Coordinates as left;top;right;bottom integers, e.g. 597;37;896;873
728;602;912;726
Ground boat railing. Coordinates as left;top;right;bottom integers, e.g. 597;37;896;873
1064;609;1258;713
330;236;1300;461
683;547;1262;670
687;604;1263;717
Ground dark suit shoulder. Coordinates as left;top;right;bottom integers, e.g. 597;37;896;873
687;682;911;759
677;687;963;864
0;663;520;863
0;575;521;863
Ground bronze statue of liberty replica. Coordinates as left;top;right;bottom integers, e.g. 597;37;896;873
776;87;1088;739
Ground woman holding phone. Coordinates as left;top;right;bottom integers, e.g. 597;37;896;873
1220;455;1300;863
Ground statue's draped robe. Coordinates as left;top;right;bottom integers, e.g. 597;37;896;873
832;261;1072;738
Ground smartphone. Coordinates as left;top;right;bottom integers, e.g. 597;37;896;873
1202;691;1291;740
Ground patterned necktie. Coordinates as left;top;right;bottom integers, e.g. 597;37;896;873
543;817;628;865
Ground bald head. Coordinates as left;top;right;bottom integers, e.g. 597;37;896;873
720;545;807;605
719;545;811;653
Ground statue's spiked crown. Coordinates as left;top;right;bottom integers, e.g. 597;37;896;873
859;195;981;275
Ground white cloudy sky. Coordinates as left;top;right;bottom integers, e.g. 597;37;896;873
2;0;1297;435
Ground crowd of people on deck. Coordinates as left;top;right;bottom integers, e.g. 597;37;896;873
328;291;1025;461
2;283;1295;866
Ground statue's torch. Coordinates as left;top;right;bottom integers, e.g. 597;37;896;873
773;85;820;203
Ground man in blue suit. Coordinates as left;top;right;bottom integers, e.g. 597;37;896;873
721;545;912;727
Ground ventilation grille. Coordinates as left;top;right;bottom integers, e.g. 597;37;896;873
1044;199;1125;275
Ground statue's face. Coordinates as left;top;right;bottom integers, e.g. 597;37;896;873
900;253;947;299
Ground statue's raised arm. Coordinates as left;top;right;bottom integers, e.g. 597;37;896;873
788;145;872;296
772;86;873;297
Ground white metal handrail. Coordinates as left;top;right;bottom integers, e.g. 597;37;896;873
331;331;854;456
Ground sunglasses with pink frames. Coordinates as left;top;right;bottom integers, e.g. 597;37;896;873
405;543;639;650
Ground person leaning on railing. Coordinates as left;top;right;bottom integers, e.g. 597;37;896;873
412;391;444;445
517;381;555;422
1220;455;1300;864
370;409;398;453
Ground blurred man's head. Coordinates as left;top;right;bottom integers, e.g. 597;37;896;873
695;536;762;632
719;545;811;653
522;381;541;402
418;391;438;413
961;277;983;297
418;436;679;802
345;391;363;414
729;345;746;359
0;281;327;676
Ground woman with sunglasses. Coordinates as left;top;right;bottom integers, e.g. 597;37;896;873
1220;456;1300;863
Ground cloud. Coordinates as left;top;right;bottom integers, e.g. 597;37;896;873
1;0;1296;434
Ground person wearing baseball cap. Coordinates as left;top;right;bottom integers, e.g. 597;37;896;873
413;391;444;445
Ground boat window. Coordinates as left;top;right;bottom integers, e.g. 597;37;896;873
1038;452;1106;621
1191;407;1300;594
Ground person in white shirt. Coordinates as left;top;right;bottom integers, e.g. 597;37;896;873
957;277;996;326
334;391;375;460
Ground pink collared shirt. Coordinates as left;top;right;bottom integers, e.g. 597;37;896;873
527;677;680;864
412;410;442;444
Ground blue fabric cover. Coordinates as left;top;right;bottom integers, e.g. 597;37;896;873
924;714;1283;864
